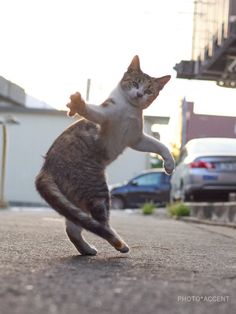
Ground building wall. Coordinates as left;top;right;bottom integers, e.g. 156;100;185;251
106;148;148;186
192;0;231;61
181;100;236;146
0;111;72;205
0;76;25;106
0;110;155;205
230;0;236;15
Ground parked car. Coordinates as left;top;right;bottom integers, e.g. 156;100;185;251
170;138;236;202
110;169;171;209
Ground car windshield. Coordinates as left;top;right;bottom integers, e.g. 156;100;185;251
133;173;162;186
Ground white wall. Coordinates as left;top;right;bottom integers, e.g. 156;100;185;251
0;111;150;205
106;148;148;185
0;111;71;205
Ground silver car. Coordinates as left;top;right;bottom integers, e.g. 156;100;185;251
170;138;236;202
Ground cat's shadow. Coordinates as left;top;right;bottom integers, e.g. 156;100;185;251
59;253;130;271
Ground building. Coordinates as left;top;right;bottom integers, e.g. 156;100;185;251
0;77;72;206
180;98;236;147
175;0;236;87
0;76;170;206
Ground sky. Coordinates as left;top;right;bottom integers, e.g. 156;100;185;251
0;0;235;143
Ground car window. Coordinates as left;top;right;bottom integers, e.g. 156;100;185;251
134;173;162;186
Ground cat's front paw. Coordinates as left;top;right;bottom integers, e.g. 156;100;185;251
66;92;86;117
164;158;175;175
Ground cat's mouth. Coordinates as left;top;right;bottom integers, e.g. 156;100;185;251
128;99;148;110
131;94;151;109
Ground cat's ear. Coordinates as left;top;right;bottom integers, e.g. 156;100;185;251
155;75;171;90
127;55;141;72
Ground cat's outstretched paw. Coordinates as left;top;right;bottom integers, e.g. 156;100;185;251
66;92;86;117
164;159;175;175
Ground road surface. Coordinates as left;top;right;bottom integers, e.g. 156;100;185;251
0;209;236;314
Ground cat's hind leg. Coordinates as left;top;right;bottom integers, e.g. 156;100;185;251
65;220;98;256
89;198;130;253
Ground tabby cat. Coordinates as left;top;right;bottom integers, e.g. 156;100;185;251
35;55;175;255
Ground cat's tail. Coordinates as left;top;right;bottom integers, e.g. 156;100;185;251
35;170;129;253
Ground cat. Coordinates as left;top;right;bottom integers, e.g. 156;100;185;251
35;55;175;256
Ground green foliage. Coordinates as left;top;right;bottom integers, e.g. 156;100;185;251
170;142;181;163
142;202;156;215
167;202;190;218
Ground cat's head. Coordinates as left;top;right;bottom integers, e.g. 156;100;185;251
120;55;171;109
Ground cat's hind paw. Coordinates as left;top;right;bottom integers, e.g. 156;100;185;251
119;245;130;254
164;159;175;175
83;245;98;256
114;240;130;254
66;92;86;117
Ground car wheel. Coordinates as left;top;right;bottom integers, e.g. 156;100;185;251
111;196;125;209
179;188;192;202
183;193;191;202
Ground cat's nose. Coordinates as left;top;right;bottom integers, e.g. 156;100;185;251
136;92;143;98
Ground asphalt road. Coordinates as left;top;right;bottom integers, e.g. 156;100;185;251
0;209;236;314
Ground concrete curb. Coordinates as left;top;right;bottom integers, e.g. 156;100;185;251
184;201;236;226
179;216;236;229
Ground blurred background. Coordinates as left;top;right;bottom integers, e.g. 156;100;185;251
0;0;236;207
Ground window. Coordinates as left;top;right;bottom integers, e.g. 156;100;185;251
133;173;162;186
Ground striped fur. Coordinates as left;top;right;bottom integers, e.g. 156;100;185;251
35;55;174;255
35;119;129;254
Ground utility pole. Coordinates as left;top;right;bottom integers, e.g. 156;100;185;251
0;116;20;208
86;78;91;102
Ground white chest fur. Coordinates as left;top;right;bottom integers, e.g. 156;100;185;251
101;89;143;163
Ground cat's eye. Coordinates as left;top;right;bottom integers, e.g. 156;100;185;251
132;82;139;88
145;89;152;95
